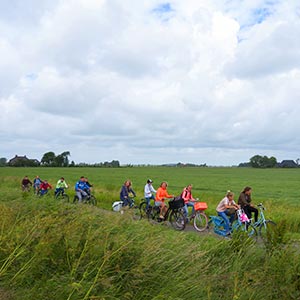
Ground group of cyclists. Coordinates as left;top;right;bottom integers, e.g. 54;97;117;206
120;179;258;230
22;175;258;227
21;175;93;201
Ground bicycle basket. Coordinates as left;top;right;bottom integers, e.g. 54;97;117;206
112;201;123;212
169;198;184;209
237;209;249;223
194;202;208;211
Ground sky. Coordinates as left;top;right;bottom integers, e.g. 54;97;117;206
1;0;300;166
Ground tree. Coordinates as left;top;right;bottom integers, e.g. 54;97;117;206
249;155;277;168
41;152;56;166
0;157;7;167
55;151;70;167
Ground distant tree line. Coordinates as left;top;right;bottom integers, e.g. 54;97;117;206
1;152;120;168
239;155;300;168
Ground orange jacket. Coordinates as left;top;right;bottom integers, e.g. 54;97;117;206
155;187;172;202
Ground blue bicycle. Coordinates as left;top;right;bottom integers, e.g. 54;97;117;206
209;209;257;239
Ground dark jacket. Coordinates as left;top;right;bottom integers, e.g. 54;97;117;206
238;192;251;207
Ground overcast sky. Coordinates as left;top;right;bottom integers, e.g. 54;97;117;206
1;0;300;166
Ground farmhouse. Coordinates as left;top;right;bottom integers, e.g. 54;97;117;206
8;155;40;167
278;160;298;168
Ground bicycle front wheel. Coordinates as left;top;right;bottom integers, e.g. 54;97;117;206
139;201;147;219
89;195;97;206
259;220;276;240
234;222;257;240
193;211;208;232
169;209;186;231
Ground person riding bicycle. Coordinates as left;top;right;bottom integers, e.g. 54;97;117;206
144;179;156;209
39;180;52;196
120;180;136;207
55;177;68;196
238;186;258;223
216;191;240;235
155;181;174;219
75;176;90;203
21;176;32;191
181;184;196;220
84;177;93;196
33;176;43;194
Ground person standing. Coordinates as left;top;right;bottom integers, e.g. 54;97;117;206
238;186;258;223
144;179;156;209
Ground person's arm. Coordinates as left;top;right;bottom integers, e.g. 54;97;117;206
120;186;127;199
150;185;157;193
129;188;136;197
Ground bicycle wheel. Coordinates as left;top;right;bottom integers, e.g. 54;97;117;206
169;209;186;231
234;222;257;239
139;202;148;219
259;220;276;240
89;195;97;206
147;206;160;224
193;211;208;232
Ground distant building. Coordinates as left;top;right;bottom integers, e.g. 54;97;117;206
278;160;298;168
8;155;40;167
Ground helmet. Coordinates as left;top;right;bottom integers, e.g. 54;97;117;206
147;179;153;183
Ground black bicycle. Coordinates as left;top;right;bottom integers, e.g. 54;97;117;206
147;198;186;231
55;189;70;202
73;193;97;206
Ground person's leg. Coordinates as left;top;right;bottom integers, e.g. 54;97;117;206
187;202;195;214
248;206;258;223
76;191;83;202
243;205;251;220
226;209;235;224
218;211;230;233
183;204;188;218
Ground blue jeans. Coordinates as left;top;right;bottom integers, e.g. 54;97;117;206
218;211;230;233
183;202;195;217
122;197;134;207
145;195;155;208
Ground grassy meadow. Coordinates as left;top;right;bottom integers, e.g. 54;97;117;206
0;167;300;299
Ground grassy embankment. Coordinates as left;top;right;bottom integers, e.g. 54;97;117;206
0;167;300;299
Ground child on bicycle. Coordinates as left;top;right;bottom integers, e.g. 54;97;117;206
155;182;174;219
55;177;68;196
144;179;156;209
181;184;196;221
39;180;52;196
216;191;240;235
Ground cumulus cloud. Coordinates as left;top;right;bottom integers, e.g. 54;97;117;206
1;0;300;165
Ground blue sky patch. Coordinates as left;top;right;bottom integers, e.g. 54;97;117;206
152;2;175;21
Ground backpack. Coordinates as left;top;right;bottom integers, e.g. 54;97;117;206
112;201;123;212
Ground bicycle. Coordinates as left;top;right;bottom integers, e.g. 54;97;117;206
139;198;156;219
147;198;186;231
209;209;257;239
55;189;70;202
186;201;209;232
73;193;97;206
250;203;276;240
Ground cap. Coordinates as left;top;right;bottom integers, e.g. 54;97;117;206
147;179;153;183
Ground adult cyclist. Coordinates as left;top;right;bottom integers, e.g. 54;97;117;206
75;176;89;203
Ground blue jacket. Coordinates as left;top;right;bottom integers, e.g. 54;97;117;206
75;180;88;191
120;185;136;201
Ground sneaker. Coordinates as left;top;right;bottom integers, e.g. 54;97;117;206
159;215;164;219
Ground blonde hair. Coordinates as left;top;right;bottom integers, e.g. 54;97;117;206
226;190;234;198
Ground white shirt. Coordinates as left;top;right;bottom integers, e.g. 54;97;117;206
216;196;236;212
144;183;156;198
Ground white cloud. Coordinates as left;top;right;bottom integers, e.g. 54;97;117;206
1;0;300;165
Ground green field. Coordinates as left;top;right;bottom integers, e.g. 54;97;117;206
0;167;300;299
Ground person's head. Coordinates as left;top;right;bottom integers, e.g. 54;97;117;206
147;179;153;184
85;177;88;182
24;175;28;179
44;180;48;183
242;186;252;195
226;191;234;199
60;177;64;181
186;184;193;191
36;175;39;178
160;181;168;189
124;180;131;187
80;176;85;182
